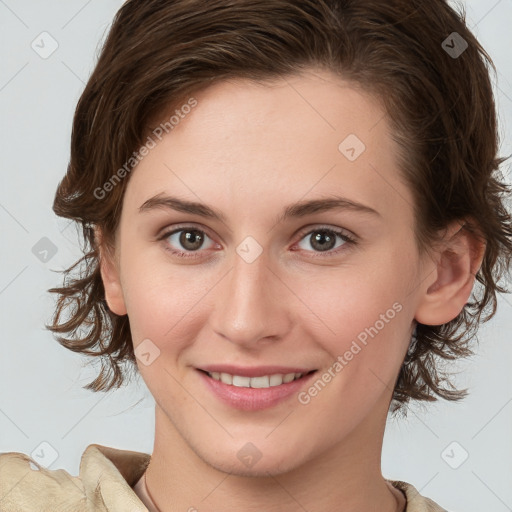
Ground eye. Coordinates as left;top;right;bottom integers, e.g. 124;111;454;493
158;224;356;260
159;226;218;259
294;226;356;256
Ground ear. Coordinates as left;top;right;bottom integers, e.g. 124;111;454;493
95;227;127;316
414;220;485;326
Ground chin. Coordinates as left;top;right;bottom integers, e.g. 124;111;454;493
204;451;304;478
189;434;312;478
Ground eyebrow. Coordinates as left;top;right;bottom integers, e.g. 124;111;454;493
139;193;381;224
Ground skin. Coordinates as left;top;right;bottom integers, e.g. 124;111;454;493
99;68;484;512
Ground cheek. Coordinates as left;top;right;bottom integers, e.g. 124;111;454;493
295;258;411;375
119;247;215;350
122;268;206;395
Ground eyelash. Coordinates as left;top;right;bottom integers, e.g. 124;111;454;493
157;224;357;260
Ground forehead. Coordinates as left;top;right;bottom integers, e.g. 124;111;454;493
124;69;413;226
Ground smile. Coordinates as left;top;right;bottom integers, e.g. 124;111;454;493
197;369;318;411
206;371;308;388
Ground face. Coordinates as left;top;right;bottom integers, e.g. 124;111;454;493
103;69;429;476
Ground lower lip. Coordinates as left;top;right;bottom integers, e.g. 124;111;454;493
197;370;317;411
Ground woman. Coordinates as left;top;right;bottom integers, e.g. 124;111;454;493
1;0;510;511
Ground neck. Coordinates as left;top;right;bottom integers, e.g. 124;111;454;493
144;400;404;512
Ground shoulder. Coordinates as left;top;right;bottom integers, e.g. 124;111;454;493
0;450;88;511
389;480;448;512
0;444;151;512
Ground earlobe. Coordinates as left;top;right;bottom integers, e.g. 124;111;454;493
95;229;127;316
415;221;485;326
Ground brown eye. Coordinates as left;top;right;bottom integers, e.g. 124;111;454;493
308;231;337;252
177;229;205;251
160;226;217;258
295;227;356;256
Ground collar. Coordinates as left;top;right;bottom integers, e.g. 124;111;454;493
79;444;151;510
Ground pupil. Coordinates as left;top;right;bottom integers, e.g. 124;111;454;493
312;231;335;252
181;230;203;250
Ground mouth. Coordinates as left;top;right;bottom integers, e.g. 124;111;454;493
198;369;317;388
196;368;319;411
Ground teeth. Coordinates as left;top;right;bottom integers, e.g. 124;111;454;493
250;375;270;388
220;373;233;385
208;371;304;388
270;374;284;386
232;375;251;387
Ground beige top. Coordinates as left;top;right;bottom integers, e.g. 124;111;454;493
0;443;447;511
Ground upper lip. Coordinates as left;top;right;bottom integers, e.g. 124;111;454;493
197;365;316;378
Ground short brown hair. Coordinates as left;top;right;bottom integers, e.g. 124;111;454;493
48;0;512;414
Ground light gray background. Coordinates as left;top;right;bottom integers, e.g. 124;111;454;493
0;1;511;511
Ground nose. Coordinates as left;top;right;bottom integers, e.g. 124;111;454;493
208;250;293;349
